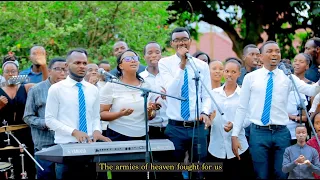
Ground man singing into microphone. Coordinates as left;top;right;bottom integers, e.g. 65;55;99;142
231;41;320;179
158;27;211;179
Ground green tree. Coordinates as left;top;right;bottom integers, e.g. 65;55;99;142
0;1;173;70
167;1;320;59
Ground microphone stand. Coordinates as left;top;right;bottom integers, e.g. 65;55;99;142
280;65;320;147
106;77;185;179
6;130;44;172
187;56;224;179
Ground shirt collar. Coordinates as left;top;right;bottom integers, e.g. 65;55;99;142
295;143;307;148
142;67;158;78
28;65;42;75
65;76;88;87
214;84;241;97
44;78;52;86
261;66;280;77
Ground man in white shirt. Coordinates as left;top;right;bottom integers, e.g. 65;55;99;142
158;27;211;179
231;41;320;179
139;41;171;179
45;49;111;179
139;41;167;138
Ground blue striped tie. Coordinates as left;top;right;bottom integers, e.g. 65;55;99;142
181;69;190;120
76;82;87;133
261;72;273;125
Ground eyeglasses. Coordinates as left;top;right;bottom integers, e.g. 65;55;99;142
121;56;140;62
3;70;17;74
172;38;190;43
52;67;68;73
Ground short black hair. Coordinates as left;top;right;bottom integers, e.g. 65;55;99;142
243;44;258;56
67;48;88;58
295;124;307;130
225;57;242;70
116;49;144;82
3;54;18;64
98;60;110;66
311;37;320;47
299;53;312;66
171;27;190;40
143;41;161;55
193;51;211;64
48;57;66;69
260;40;278;54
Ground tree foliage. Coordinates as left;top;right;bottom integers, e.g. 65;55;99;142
167;1;320;59
0;1;173;70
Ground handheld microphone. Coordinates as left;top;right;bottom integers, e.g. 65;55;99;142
185;53;193;59
98;68;118;79
278;62;291;75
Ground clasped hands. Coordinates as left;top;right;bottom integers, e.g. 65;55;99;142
72;129;111;143
295;155;311;166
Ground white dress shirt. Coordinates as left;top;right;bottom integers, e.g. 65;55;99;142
139;68;168;127
286;91;308;139
209;85;249;159
45;76;101;144
310;93;320;113
232;67;320;137
158;54;212;121
99;80;153;137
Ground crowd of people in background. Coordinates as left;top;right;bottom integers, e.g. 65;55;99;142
0;27;320;179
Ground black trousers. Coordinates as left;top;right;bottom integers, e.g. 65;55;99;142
103;128;147;179
205;149;255;180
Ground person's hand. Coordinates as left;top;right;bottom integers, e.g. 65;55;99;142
0;96;8;109
231;136;242;160
92;130;112;142
88;75;99;85
147;101;161;120
209;110;216;121
34;55;47;66
119;108;134;117
177;46;189;68
160;86;167;100
295;155;306;164
199;113;210;130
224;121;233;132
72;129;92;143
303;160;312;166
204;110;216;129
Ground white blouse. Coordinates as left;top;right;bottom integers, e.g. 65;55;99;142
286;91;308;139
99;80;153;137
209;85;249;159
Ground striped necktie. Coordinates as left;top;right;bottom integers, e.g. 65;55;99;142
261;72;273;125
76;82;87;133
181;69;190;120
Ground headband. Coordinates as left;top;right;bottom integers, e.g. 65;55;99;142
2;61;19;69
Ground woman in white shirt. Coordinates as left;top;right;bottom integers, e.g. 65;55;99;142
206;58;254;180
286;53;312;143
100;49;158;141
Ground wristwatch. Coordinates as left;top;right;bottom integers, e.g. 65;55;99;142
201;112;209;117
